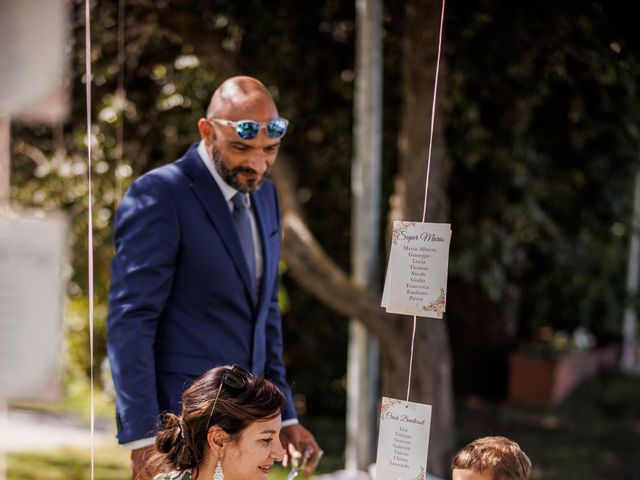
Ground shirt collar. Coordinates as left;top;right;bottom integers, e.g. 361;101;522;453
197;140;241;205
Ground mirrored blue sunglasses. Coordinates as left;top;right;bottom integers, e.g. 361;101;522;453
210;118;289;140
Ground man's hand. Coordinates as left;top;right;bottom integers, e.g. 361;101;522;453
131;445;156;480
280;423;323;476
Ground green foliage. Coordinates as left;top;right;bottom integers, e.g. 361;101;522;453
9;0;640;411
446;0;640;340
12;0;360;415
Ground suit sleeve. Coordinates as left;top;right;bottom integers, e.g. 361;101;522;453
263;186;297;421
107;174;180;444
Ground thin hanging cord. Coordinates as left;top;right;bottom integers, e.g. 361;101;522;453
406;0;447;402
406;316;417;401
84;1;95;478
115;0;125;205
421;0;446;224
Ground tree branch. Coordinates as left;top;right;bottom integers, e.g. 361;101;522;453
272;158;404;355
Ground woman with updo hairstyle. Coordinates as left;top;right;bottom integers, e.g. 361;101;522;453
149;365;286;480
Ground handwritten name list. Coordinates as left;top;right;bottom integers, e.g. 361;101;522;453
375;397;432;480
382;221;452;318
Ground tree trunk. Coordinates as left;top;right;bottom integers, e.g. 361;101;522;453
273;0;456;474
274;155;454;476
387;0;455;474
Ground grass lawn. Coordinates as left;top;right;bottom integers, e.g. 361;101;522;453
7;447;294;480
7;373;640;479
7;447;130;480
5;411;345;480
457;373;640;480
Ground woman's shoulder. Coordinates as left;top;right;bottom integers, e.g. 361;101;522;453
153;471;191;480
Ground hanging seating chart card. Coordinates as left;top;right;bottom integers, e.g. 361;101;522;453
382;221;452;318
375;397;432;480
0;212;67;400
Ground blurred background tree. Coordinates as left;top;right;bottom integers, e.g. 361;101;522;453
8;0;640;476
445;0;640;398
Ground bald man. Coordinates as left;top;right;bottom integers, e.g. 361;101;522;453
107;77;320;479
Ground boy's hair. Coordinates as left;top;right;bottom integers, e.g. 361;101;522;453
451;436;532;480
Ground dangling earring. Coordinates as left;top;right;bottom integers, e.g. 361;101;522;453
213;460;224;480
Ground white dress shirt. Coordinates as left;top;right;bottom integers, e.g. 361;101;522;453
197;140;263;284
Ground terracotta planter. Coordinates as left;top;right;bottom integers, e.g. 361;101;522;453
507;348;613;405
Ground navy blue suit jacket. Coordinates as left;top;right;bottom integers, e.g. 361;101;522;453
107;143;295;443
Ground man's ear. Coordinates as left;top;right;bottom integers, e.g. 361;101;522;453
197;118;216;143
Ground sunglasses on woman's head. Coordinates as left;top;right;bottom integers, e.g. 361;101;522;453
210;118;289;140
206;365;253;429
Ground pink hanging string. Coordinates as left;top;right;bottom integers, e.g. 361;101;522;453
406;0;447;403
84;0;95;478
406;315;418;401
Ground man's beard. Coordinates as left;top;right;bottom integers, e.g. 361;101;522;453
212;147;270;193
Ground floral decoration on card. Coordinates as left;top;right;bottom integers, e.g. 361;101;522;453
391;221;415;245
411;466;425;480
423;288;446;316
380;397;403;420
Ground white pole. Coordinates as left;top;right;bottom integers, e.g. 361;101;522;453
347;0;383;472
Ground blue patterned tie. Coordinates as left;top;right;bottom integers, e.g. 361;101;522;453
232;193;256;297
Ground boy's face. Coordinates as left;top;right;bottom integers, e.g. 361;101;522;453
452;468;494;480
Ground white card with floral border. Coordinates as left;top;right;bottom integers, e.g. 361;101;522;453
375;397;432;480
382;221;452;318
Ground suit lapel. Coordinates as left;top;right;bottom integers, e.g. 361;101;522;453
180;146;256;303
